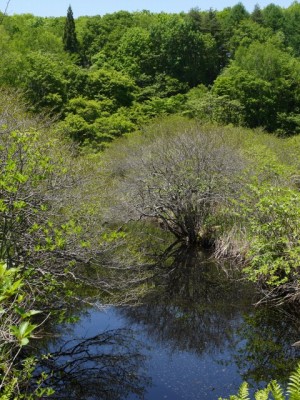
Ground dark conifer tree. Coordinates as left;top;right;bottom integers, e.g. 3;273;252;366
63;5;79;54
251;4;263;24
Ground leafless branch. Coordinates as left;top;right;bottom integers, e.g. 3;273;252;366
0;0;11;24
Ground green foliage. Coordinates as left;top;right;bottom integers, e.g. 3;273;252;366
0;262;22;301
135;73;188;101
114;26;152;78
85;68;136;106
0;356;55;399
219;363;300;400
10;321;37;347
225;3;249;30
262;4;284;31
251;4;263;24
59;112;96;143
24;52;68;112
140;94;185;117
283;2;300;56
184;86;244;125
243;185;300;286
93;113;136;139
288;363;300;400
148;14;218;86
229;20;273;54
233;382;249;400
212;39;300;134
0;90;110;395
217;2;249;48
60;101;136;148
0;261;42;393
66;96;112;122
1;5;300;144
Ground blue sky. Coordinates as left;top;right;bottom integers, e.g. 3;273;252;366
3;0;294;17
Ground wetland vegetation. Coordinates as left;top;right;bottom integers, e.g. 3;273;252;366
1;2;300;398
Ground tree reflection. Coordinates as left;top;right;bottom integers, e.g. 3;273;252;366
119;245;255;355
233;304;300;384
117;245;300;386
32;328;150;399
28;245;300;396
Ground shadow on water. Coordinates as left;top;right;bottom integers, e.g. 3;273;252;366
32;244;300;399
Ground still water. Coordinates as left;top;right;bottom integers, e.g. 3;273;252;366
37;248;300;399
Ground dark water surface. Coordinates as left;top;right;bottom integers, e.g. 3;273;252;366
38;248;300;399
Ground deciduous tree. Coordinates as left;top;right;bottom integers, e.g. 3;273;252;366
103;119;246;244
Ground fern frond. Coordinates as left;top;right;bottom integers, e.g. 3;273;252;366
236;382;250;400
218;383;249;400
0;376;17;400
255;387;270;400
268;380;285;400
287;363;300;400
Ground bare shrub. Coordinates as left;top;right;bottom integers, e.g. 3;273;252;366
103;119;248;244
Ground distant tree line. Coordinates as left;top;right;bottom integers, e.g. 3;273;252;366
0;3;300;148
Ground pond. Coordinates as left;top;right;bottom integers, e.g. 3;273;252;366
36;247;300;399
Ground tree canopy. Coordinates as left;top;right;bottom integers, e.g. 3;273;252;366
0;2;300;147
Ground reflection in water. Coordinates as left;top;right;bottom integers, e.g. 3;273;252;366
34;328;150;399
120;246;255;355
118;245;300;393
33;245;300;399
233;305;300;384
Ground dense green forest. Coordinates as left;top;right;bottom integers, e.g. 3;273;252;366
2;2;300;398
2;2;300;147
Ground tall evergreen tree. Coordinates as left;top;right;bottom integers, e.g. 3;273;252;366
63;5;79;54
251;4;263;24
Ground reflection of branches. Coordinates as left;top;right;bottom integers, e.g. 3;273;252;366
255;280;300;307
33;329;150;399
120;246;255;355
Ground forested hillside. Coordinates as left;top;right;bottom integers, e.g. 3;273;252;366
2;2;300;398
1;2;300;149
